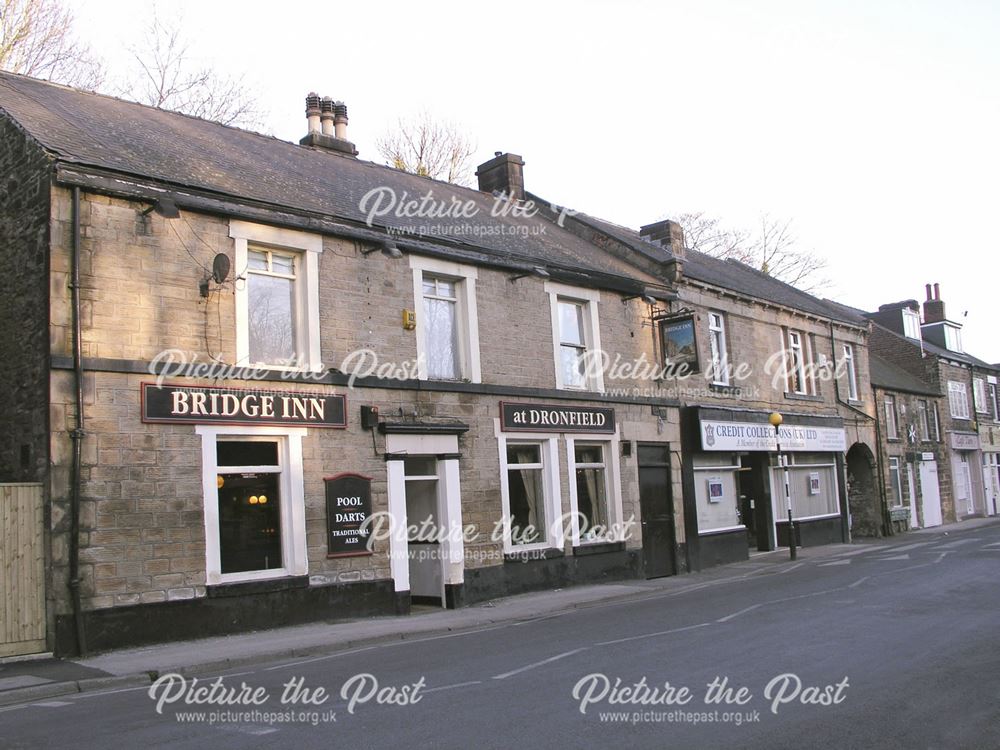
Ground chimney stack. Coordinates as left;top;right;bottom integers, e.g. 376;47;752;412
639;219;687;261
305;92;321;133
320;97;335;136
300;92;358;156
476;152;525;201
923;281;946;324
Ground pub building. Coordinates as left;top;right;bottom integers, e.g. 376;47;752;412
0;74;882;658
0;75;701;656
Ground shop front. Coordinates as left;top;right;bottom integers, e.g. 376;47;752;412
680;407;850;571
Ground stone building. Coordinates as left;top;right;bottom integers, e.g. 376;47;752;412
0;72;878;657
866;288;997;524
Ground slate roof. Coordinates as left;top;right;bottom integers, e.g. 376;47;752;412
869;354;940;396
0;72;661;286
556;208;861;325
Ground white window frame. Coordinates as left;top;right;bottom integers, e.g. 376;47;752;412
989;379;999;421
708;312;729;385
545;282;605;392
944;325;963;353
931;402;941;441
196;425;308;585
495;425;563;553
917;399;931;441
884;394;899;440
973;378;987;414
785;329;810;395
409;255;481;383
566;432;623;546
902;309;921;340
888;457;903;508
843;343;858;401
230;220;323;372
948;381;970;419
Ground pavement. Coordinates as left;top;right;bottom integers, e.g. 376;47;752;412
2;515;997;709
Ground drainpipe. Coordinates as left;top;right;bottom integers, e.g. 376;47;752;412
829;322;885;537
68;186;87;655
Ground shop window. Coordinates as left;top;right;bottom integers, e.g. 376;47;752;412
410;256;481;382
948;381;970;419
498;439;562;550
784;454;839;519
693;454;741;532
197;425;308;584
230;220;323;371
708;312;729;385
546;282;604;392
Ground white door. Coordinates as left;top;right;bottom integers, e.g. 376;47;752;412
984;454;1000;516
918;460;943;528
403;457;446;606
906;463;919;529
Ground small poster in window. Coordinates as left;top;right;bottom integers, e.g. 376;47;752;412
707;477;724;503
809;472;821;495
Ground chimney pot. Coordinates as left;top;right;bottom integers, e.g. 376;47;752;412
934;282;940;300
333;101;349;140
305;92;321;133
925;283;933;301
320;97;335;136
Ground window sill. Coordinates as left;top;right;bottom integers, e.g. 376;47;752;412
207;574;309;599
504;547;565;563
709;383;741;396
784;392;823;402
572;540;625;557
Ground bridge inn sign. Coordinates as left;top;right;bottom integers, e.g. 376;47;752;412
142;383;347;428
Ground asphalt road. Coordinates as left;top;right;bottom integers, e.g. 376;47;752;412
4;525;1000;749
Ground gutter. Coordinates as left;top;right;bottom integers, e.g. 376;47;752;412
68;186;87;655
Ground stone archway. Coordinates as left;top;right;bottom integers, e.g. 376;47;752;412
847;443;881;537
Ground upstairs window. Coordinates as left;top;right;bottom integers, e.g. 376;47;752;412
990;381;999;421
230;221;323;372
708;312;729;385
546;283;604;392
843;343;858;401
973;378;987;414
884;395;899;439
948;381;970;419
917;399;931;441
784;329;814;395
944;325;963;353
902;309;921;340
410;256;481;383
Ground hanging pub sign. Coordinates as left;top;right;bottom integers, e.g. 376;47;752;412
658;315;699;375
500;401;615;433
325;473;373;557
142;383;347;428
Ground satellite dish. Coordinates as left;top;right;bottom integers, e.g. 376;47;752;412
212;253;231;284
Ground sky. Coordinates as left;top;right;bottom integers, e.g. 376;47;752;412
70;0;1000;362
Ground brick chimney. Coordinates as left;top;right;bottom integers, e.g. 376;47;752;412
476;152;525;200
923;282;946;324
639;219;687;261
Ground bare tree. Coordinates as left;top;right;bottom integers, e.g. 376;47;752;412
376;111;477;185
120;15;266;130
0;0;103;88
677;211;829;293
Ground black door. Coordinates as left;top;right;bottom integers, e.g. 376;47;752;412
638;443;676;578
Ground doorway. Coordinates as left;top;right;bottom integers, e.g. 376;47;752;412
403;456;446;606
637;443;676;578
737;454;773;551
985;453;1000;516
918;460;943;527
